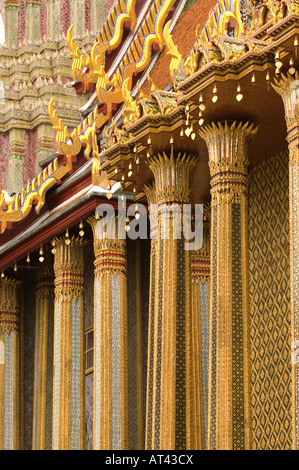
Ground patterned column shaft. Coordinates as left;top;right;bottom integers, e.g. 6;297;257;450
273;73;299;449
199;121;257;450
8;128;25;195
144;184;158;451
32;267;54;450
191;211;210;450
0;277;20;450
52;237;85;450
4;0;19;48
145;150;198;450
25;0;40;44
89;217;128;450
70;0;85;38
46;0;60;40
127;238;144;450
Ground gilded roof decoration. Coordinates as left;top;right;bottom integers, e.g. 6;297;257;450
3;0;299;233
0;152;74;234
0;0;177;233
67;0;137;89
75;0;177;158
48;98;82;157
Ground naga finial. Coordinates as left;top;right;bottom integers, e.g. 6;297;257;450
48;97;82;156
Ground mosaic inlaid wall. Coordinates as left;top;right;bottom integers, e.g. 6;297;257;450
127;238;150;450
84;240;94;450
141;238;150;434
0;133;9;190
248;150;292;450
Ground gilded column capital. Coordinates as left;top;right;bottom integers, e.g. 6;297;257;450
53;236;85;298
0;277;20;334
36;265;54;297
199;121;258;204
88;217;126;276
148;150;198;205
272;72;299;136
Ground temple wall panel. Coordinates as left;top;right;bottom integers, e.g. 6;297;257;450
60;0;70;35
0;2;5;23
0;133;9;191
85;0;91;32
248;150;292;450
105;0;116;17
24;129;37;187
127;238;150;450
22;271;37;451
141;238;150;436
40;0;47;39
18;0;26;45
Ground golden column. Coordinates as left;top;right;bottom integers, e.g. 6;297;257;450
144;183;158;450
191;209;210;449
145;150;199;450
32;266;54;450
199;121;257;450
52;237;85;450
0;277;20;450
89;217;128;450
273;73;299;449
